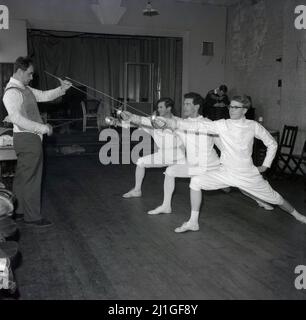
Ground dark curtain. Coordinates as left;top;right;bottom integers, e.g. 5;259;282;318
0;63;14;122
27;30;182;117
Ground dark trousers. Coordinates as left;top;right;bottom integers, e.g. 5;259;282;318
204;106;229;120
13;132;43;222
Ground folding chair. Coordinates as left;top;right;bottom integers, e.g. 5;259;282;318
275;125;298;174
292;140;306;176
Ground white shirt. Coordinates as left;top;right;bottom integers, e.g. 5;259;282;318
177;117;278;170
139;116;184;151
3;77;65;137
175;115;220;168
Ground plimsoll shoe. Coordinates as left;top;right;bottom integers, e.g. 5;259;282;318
122;190;142;198
147;206;172;215
256;200;274;211
23;218;53;228
174;221;199;233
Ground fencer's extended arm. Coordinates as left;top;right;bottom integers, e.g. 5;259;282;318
254;122;278;168
29;86;66;103
129;115;153;128
177;118;218;134
28;79;72;102
115;112;153;130
157;117;218;134
106;117;147;130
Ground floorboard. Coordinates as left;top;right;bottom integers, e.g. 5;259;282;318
10;155;306;300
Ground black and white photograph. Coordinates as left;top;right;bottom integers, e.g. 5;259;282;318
0;0;306;305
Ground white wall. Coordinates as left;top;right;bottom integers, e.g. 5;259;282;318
225;0;284;126
280;0;306;154
0;19;27;62
225;0;306;154
0;0;227;98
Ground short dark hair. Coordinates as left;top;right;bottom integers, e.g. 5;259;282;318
231;95;251;109
14;56;33;73
219;84;228;93
156;97;175;114
184;92;204;112
156;97;174;110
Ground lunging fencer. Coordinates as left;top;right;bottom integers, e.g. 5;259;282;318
111;98;186;198
152;95;306;232
147;92;221;215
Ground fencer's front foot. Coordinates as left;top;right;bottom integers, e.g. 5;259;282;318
122;189;142;198
174;221;199;233
290;210;306;224
147;205;172;215
256;200;274;211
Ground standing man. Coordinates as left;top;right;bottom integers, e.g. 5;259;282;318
2;56;72;227
204;84;230;120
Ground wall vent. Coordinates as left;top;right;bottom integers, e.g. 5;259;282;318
202;42;214;56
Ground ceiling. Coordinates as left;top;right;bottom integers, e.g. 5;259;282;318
176;0;241;6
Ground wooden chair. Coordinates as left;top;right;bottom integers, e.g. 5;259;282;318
292;140;306;176
275;125;298;174
81;100;100;132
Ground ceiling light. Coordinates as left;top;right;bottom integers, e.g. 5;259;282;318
143;1;159;16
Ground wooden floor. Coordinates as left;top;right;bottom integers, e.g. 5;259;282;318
12;155;306;300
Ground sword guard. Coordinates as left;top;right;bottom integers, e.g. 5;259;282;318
150;115;167;129
105;116;119;127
